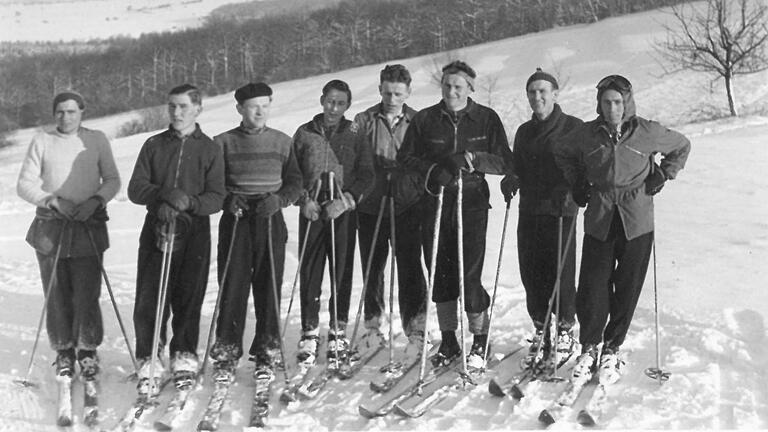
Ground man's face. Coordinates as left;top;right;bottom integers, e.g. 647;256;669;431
54;100;83;135
527;80;558;120
600;89;625;129
321;89;350;126
167;92;201;133
237;96;271;129
379;81;410;114
441;74;471;111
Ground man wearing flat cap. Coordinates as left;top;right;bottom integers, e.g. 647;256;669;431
17;91;121;381
500;68;584;370
209;82;302;378
398;60;513;370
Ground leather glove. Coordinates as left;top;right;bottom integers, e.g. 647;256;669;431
500;174;520;203
645;163;667;196
226;194;248;216
572;179;591;208
322;192;355;220
160;188;190;211
253;194;282;218
427;164;454;191
48;197;76;219
157;202;178;223
301;199;321;221
439;152;470;175
72;197;103;222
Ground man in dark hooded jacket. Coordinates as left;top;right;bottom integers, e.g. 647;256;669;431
500;69;584;368
554;75;690;386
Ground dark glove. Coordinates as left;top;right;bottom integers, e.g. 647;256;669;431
427;164;454;192
573;179;591;208
72;197;103;222
645;163;667;196
160;188;190;211
48;197;76;219
322;192;355;220
253;194;282;218
225;194;248;216
500;174;519;203
301;199;321;221
157;202;178;223
550;187;570;214
439;152;470;175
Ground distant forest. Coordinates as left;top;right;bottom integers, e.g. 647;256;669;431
0;0;687;132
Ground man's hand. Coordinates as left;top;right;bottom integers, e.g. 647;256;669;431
49;197;77;219
550;187;570;214
322;192;355;220
301;199;321;221
439;152;470;175
226;194;248;216
645;163;667;196
160;188;190;211
253;194;282;218
72;197;102;221
573;179;591;208
500;174;519;203
427;165;454;192
157;203;178;223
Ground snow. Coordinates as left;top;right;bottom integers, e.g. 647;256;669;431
1;4;767;431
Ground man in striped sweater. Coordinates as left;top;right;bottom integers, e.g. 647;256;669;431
209;82;302;376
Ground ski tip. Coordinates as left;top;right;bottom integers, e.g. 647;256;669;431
538;409;556;425
56;416;73;427
488;379;506;397
197;420;214;431
153;420;173;431
392;403;410;417
358;405;381;419
509;384;525;400
577;409;597;426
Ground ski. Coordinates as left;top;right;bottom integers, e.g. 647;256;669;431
83;378;99;428
577;382;607;426
357;360;458;419
248;367;275;428
538;374;598;426
279;362;314;404
196;370;235;431
296;346;384;400
153;374;196;431
369;345;438;393
56;375;73;427
112;395;159;432
297;366;335;400
392;348;522;418
337;345;384;380
489;351;575;399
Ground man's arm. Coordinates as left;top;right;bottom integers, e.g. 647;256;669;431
187;143;226;215
277;139;304;207
16;135;52;207
469;110;512;175
127;139;161;206
552;129;582;187
396;116;434;177
346;130;375;203
648;122;691;179
95;131;121;204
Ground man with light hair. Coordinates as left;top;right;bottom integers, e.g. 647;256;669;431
398;60;513;370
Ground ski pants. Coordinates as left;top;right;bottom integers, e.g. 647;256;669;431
422;191;491;333
576;211;653;349
214;210;287;359
134;213;211;360
517;213;577;331
298;211;352;332
37;252;103;351
358;201;427;336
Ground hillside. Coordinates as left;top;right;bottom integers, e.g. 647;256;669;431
0;4;766;431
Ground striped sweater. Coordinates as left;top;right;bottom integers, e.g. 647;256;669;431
214;124;302;206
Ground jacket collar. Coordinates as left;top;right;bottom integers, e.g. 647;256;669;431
236;122;270;135
531;103;563;126
164;123;204;140
309;113;350;136
438;97;480;122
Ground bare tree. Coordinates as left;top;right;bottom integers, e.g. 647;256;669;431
656;0;768;116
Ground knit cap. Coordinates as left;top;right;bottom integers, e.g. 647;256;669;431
52;91;85;113
235;82;273;104
526;68;559;90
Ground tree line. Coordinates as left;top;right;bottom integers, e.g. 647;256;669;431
0;0;688;133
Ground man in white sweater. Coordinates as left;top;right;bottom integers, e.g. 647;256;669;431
17;91;121;380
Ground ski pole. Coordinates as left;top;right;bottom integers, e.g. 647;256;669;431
645;238;670;384
386;185;397;369
267;215;290;388
328;171;340;370
84;224;139;376
281;178;322;340
147;216;177;399
199;211;240;384
417;186;444;393
14;221;69;388
483;199;511;371
551;216;564;380
456;172;469;381
347;175;389;360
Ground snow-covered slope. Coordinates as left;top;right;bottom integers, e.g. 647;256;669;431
0;5;766;431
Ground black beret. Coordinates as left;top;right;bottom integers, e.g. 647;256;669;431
234;82;273;103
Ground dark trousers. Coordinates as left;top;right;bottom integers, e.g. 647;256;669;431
298;212;351;332
358;202;427;334
134;214;211;359
37;252;103;351
215;211;287;359
422;193;490;313
577;212;653;348
517;214;577;330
